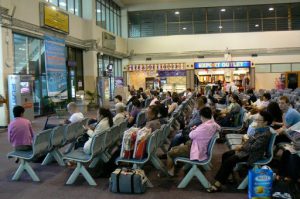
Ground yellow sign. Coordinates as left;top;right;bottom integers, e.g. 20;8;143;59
43;4;69;34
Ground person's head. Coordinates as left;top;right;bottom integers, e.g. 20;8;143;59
67;102;78;114
267;101;282;121
187;88;192;92
152;91;158;97
132;98;141;108
98;107;113;127
147;105;159;121
167;91;171;98
172;95;180;103
139;87;143;92
157;103;168;118
114;95;122;103
253;110;273;128
115;103;125;114
130;90;135;96
195;97;205;110
263;93;271;101
247;89;254;95
278;96;290;112
199;107;212;122
13;105;25;118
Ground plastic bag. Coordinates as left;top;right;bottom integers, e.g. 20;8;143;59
248;168;273;199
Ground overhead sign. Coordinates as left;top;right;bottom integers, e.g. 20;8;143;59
158;70;186;77
194;61;251;69
40;3;69;34
127;63;186;71
44;35;67;98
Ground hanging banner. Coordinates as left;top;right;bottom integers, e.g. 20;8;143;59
194;61;251;69
44;35;67;98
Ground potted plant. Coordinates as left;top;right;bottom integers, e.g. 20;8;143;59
85;90;98;110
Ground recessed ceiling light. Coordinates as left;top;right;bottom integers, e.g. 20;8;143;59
221;8;226;12
255;24;259;27
97;9;101;13
219;25;223;29
269;7;274;11
182;27;187;30
175;11;180;15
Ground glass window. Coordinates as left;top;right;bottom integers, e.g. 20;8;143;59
49;0;58;6
249;19;262;32
68;0;75;14
234;19;248;32
180;9;192;22
249;6;261;19
74;0;82;17
167;10;180;23
263;18;276;31
207;7;220;20
167;22;179;35
141;12;153;37
262;5;275;18
276;5;288;18
59;0;67;10
207;20;220;33
153;11;166;36
128;12;141;37
234;7;247;20
220;7;233;20
106;5;110;31
194;21;206;33
96;2;101;26
221;20;234;33
110;7;114;33
14;34;28;74
193;8;206;21
180;22;193;34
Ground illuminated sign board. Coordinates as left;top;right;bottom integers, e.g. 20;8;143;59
40;3;69;34
194;61;251;69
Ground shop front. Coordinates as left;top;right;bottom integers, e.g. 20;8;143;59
194;61;253;92
126;63;187;93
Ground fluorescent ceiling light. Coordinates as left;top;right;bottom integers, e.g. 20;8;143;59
221;8;226;12
175;11;180;15
255;24;259;27
269;7;274;11
219;25;223;29
182;27;187;30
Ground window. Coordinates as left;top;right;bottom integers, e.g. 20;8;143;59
96;0;122;36
128;2;298;38
46;0;82;17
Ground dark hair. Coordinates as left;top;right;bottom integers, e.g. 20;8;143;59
139;87;143;92
267;102;282;122
279;96;290;104
114;95;122;102
231;94;242;106
130;90;135;96
99;107;113;127
167;91;171;97
187;88;192;92
259;110;273;125
172;95;180;103
148;105;160;118
152;91;158;97
13;105;25;118
199;107;212;119
157;103;168;118
247;89;254;94
263;93;271;100
132;99;141;108
200;95;208;104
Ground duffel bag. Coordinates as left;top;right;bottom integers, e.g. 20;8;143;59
109;168;147;194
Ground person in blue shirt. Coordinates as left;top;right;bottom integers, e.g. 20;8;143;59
276;96;300;142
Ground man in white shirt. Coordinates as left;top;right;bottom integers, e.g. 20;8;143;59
67;102;84;123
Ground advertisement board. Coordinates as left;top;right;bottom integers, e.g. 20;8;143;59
194;61;251;69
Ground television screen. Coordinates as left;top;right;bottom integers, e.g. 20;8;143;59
20;82;30;94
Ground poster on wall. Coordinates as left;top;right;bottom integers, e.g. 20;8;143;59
44;35;67;98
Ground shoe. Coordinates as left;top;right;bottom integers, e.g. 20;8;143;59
206;185;222;193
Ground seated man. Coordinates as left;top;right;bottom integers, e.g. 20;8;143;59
113;102;126;126
167;107;220;176
8;105;34;151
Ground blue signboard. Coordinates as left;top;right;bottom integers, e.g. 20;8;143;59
44;35;67;98
194;61;251;69
158;70;186;77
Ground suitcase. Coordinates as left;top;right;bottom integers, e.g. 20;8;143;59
109;168;147;194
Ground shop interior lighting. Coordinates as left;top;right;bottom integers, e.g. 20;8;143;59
220;8;226;12
269;7;274;11
175;11;180;15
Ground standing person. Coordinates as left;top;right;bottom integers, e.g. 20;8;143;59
8;105;34;151
242;73;250;92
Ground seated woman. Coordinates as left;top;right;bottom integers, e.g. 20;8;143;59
127;99;142;128
113;103;127;126
267;101;283;130
168;94;180;115
207;110;273;193
216;94;242;127
83;107;113;154
167;107;220;176
145;105;161;132
149;91;159;106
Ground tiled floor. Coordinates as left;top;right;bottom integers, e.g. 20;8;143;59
0;114;248;199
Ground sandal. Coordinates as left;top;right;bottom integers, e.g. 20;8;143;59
206;185;222;193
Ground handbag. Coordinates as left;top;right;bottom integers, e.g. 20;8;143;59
109;168;147;194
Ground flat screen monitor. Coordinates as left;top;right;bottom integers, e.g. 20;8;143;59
20;82;30;94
